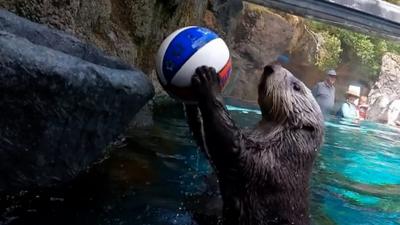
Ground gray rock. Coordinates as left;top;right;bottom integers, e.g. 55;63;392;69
224;2;294;101
0;11;154;192
368;53;400;123
0;9;131;70
211;0;243;34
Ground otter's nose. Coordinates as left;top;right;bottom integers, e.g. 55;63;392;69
263;65;274;77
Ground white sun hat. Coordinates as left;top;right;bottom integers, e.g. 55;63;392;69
346;85;360;98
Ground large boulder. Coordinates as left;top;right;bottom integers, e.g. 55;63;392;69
0;10;154;192
368;53;400;123
0;0;210;96
223;2;294;101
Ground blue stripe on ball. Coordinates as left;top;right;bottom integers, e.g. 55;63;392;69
162;27;218;84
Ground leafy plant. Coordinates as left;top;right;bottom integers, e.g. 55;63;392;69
383;0;400;4
314;32;342;71
306;20;400;80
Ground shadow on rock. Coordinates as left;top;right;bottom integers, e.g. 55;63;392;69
0;10;154;192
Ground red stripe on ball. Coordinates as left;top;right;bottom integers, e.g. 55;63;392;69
218;58;232;88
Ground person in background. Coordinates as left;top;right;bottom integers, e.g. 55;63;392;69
337;86;360;120
357;96;369;120
312;69;337;116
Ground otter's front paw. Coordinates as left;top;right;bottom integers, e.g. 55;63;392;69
191;66;221;101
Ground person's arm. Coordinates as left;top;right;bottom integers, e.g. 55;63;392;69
341;103;350;118
356;105;360;118
311;83;320;97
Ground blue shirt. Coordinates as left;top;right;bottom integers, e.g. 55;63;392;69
312;81;335;115
339;102;358;119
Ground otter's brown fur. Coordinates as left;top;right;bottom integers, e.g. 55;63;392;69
185;65;324;225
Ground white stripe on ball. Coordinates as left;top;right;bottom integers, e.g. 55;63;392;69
171;38;230;87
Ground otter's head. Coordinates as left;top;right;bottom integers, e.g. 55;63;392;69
258;65;324;131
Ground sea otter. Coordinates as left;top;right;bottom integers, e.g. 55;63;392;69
184;65;324;225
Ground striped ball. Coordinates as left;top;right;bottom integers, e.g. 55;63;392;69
155;26;232;102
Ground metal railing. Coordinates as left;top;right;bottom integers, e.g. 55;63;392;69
246;0;400;41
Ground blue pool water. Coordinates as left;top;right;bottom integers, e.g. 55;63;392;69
312;118;400;225
1;102;399;225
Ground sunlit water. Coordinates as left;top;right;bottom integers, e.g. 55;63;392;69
1;102;399;225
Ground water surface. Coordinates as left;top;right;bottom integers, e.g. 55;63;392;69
1;102;399;225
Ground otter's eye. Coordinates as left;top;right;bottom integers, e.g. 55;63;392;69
292;82;301;92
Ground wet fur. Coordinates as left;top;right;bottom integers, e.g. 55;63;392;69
185;65;324;225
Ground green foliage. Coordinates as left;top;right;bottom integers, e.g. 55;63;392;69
315;32;342;71
306;20;400;80
383;0;400;5
340;30;379;75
